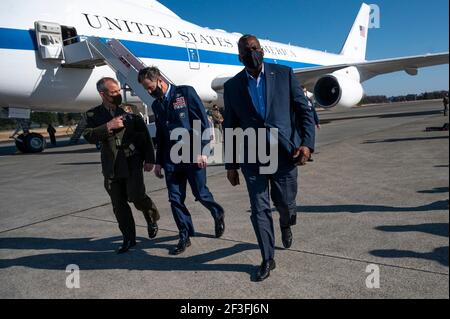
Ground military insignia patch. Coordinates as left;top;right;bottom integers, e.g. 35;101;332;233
173;96;187;110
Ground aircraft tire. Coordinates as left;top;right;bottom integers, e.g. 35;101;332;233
15;133;46;153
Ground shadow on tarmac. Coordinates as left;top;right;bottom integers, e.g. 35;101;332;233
370;222;449;266
296;200;449;214
370;246;449;267
30;148;98;156
363;136;449;144
58;162;101;166
0;235;258;275
375;223;449;238
418;187;449;194
321;109;443;124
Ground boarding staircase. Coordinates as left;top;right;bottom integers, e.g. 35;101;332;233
59;36;222;159
62;36;170;113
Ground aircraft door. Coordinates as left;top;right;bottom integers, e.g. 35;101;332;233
186;42;200;70
61;26;79;46
34;21;64;61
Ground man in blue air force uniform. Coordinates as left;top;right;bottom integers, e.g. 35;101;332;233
138;67;225;255
224;35;316;281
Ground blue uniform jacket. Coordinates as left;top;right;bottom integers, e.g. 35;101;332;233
223;62;316;170
151;85;210;170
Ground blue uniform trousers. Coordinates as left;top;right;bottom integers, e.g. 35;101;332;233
165;164;224;241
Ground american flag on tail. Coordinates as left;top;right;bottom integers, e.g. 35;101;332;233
360;25;366;38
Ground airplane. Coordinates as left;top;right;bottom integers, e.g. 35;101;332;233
0;0;448;153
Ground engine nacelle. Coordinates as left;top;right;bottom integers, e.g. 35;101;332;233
313;73;364;109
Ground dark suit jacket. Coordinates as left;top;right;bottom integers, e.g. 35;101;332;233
223;62;315;170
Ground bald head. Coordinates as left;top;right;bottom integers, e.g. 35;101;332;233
238;34;259;49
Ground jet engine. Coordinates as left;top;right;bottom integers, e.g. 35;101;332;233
313;72;364;109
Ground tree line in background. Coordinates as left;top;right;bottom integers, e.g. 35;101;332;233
0;90;448;131
360;90;449;105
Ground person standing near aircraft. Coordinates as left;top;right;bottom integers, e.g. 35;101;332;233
302;87;321;130
83;77;160;254
302;86;320;162
138;67;225;255
211;105;224;142
443;93;449;116
224;35;316;282
47;123;57;147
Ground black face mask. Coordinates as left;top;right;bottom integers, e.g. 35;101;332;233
150;84;164;100
109;94;122;106
242;50;264;70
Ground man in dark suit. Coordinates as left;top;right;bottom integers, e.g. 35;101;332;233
224;35;315;282
83;77;160;254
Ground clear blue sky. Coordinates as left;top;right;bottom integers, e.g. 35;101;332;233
159;0;449;96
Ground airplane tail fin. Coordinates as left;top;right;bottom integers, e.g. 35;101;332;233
340;3;372;61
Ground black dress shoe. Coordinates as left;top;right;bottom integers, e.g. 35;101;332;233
214;216;225;238
148;222;159;239
116;239;137;254
281;227;293;249
255;260;276;282
171;238;191;255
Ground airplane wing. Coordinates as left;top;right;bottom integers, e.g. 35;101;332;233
294;52;449;90
211;52;449;93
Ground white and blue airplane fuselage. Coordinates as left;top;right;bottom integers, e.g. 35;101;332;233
0;0;448;113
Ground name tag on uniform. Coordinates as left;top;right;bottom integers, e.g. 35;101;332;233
173;96;187;110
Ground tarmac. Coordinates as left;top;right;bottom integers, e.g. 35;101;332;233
0;100;448;299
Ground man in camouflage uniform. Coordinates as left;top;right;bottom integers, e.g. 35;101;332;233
83;77;160;254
